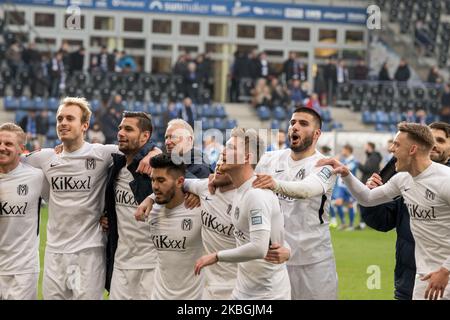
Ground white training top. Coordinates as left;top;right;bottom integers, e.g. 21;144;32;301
114;167;157;269
0;163;44;275
183;179;237;291
342;162;450;275
150;203;204;300
224;176;290;299
23;142;117;253
256;149;336;266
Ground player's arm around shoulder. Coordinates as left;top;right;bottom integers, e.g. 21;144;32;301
21;148;55;168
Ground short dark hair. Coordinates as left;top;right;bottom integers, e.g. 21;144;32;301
398;122;435;151
123;111;153;137
150;153;186;178
367;142;376;150
343;144;353;153
292;107;322;129
429;122;450;138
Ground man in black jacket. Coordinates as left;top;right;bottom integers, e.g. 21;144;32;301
103;111;161;298
361;122;450;300
164;119;213;178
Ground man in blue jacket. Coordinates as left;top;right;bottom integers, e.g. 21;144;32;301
360;122;450;300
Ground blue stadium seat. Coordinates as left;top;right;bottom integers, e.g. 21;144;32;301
47;127;58;140
272;106;287;121
426;114;438;124
33;97;46;111
389;111;402;124
47;97;59;111
19;96;32;110
321;122;331;132
213;118;226;130
362;110;375;124
320;108;332;122
257;106;271;121
152;116;164;129
48;112;56;126
375;123;387;131
271;120;281;129
133;101;145;112
226;119;237;129
15;111;27;123
4;96;19;111
375;110;390;124
214;104;227;118
332;121;343;130
203;105;215;118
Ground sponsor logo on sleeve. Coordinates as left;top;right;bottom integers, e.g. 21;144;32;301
250;209;263;225
317;167;332;183
251;216;263;225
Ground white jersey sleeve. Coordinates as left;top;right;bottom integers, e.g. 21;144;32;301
22;148;55;169
217;229;270;263
273;165;336;199
183;179;208;196
441;182;450;271
342;172;401;206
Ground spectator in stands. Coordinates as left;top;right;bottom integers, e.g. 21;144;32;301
336;59;349;85
5;40;22;79
414;20;433;57
183;62;200;103
102;107;121;144
31;55;49;97
59;41;71;71
251;78;271;108
87;122;106;144
288;79;306;106
22;42;41;72
441;83;450;123
283;52;307;84
162;102;179;124
323;58;337;103
109;94;125;114
352;58;368;81
427;65;443;84
356;141;382;230
304;93;322;114
269;77;288;108
178;97;196;129
415;109;427;125
249;49;261;80
378;62;392;82
173;53;188;76
117;51;137;73
69;46;85;75
203;135;223;170
195;53;211;88
229;51;242;102
19;111;48;147
49;51;65;97
256;51;270;79
394;58;411;83
267;129;287;151
92;45;115;73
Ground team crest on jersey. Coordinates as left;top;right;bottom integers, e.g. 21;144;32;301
181;218;193;231
296;168;306;180
85;158;96;170
17;184;28;196
425;189;435;201
226;204;232;216
234;207;240;220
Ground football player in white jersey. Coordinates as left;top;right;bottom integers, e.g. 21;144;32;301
103;111;160;300
0;123;45;299
252;107;338;300
22;97;154;300
148;153;204;300
194;128;291;300
318;122;450;300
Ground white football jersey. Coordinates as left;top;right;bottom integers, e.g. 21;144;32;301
382;162;450;274
114;167;157;269
150;203;204;300
0;163;44;275
184;179;237;293
230;177;290;299
256;149;336;266
23;142;117;253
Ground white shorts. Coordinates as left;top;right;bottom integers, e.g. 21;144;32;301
413;274;450;300
0;273;38;300
202;284;234;300
109;267;156;300
43;247;105;300
287;257;338;300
